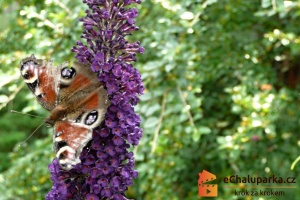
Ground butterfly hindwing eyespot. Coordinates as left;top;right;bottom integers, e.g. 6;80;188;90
54;140;68;152
77;110;104;129
85;110;98;125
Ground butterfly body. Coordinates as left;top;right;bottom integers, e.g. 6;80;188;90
20;55;110;170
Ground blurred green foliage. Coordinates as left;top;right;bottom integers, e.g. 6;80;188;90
0;0;300;199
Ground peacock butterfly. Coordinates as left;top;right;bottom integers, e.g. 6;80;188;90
20;55;110;170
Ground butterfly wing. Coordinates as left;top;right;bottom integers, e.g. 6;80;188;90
54;90;109;170
21;56;110;170
20;55;60;111
54;121;92;170
20;56;99;111
52;62;110;170
57;61;102;106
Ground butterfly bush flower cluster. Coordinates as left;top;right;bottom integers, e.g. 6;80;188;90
46;0;144;199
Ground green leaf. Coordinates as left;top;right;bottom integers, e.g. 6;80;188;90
198;126;211;135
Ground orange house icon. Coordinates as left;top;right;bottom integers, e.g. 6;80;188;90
198;170;218;197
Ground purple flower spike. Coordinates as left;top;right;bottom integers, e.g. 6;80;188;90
47;0;144;199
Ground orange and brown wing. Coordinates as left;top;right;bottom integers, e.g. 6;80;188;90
52;63;110;170
20;55;59;111
55;60;110;125
53;121;92;170
57;61;102;106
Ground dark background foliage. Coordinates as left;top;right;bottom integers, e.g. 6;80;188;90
0;0;299;199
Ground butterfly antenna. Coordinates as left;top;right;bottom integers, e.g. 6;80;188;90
19;121;45;146
10;110;44;119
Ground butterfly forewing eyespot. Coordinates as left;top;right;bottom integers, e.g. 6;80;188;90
20;55;59;111
21;60;39;84
61;67;76;79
